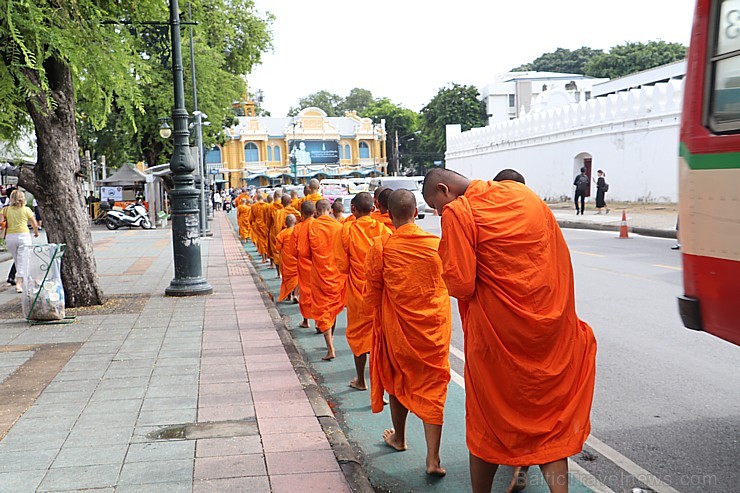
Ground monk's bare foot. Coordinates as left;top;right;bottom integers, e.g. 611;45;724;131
298;320;309;328
426;460;446;477
322;352;335;361
349;378;367;391
383;396;389;405
506;467;527;493
382;429;407;451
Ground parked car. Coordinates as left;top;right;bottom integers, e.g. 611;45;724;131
369;177;426;219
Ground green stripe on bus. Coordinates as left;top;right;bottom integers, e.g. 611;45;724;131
680;142;740;169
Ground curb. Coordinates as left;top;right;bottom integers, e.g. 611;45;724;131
556;220;677;239
229;226;375;493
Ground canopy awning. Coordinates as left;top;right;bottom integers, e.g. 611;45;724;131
102;164;147;186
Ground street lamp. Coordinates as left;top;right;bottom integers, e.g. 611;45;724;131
393;130;421;176
164;0;212;297
159;118;172;139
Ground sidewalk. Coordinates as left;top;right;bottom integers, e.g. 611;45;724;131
0;216;364;492
549;202;678;238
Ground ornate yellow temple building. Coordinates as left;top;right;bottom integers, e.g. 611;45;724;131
206;106;387;189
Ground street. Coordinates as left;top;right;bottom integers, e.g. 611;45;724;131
251;213;739;493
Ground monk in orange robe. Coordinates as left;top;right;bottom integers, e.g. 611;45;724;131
331;198;346;223
275;214;298;302
364;189;451;477
423;168;597;493
233;190;250;209
268;192;284;274
236;198;251;242
295;200;316;329
308;199;346;360
249;194;270;263
334;192;391;390
290;190;301;210
302;178;323;205
281;195;301;222
370;188;396;232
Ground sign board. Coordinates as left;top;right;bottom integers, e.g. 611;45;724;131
101;186;123;201
210;169;219;175
288;140;339;165
433;160;443;166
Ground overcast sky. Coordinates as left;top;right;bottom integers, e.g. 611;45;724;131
248;0;696;117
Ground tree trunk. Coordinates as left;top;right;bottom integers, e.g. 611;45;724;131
20;57;104;307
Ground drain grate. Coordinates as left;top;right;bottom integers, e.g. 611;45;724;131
147;418;259;441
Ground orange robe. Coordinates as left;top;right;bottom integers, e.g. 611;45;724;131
295;217;316;320
276;226;298;301
249;202;270;255
364;223;451;425
439;179;597;466
234;193;250;208
291;198;301;210
371;210;396;232
345;214;356;223
334;216;391;356
308;215;346;332
269;203;285;263
283;205;301;222
303;192;323;204
236;204;251;240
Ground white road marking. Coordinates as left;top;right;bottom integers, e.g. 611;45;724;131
448;344;682;493
572;250;607;258
653;263;682;271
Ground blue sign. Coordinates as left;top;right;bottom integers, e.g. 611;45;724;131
209;169;218;175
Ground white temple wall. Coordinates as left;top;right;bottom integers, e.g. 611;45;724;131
447;80;683;202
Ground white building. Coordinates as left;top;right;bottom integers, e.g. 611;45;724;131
447;66;687;203
480;72;609;124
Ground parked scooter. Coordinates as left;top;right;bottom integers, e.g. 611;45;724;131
105;202;152;230
223;200;232;213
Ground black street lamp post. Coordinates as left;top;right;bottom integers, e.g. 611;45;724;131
165;0;212;297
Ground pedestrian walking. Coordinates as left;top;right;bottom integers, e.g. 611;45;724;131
594;170;610;214
573;167;589;215
423;168;597;493
213;191;222;211
2;190;39;293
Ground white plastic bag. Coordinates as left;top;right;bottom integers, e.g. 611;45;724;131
20;243;66;321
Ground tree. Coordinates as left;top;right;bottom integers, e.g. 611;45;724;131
341;88;374;115
363;98;419;174
512;47;604;74
419;84;488;163
0;1;273;306
584;41;687;79
288;90;344;117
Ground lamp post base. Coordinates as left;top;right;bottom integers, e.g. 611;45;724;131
165;277;213;297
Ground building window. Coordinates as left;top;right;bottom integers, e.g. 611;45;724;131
205;146;221;164
344;144;351;160
244;142;259;162
585;91;591;100
508;94;516;108
267;146;273;162
338;145;344;160
359;142;370;159
274;146;281;162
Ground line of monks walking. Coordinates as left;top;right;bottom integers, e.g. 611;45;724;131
234;171;597;493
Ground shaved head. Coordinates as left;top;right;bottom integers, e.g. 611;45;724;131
285;214;296;227
351;192;374;216
315;199;331;215
493;168;526;184
309;178;320;192
331;199;343;214
256;194;264;202
300;199;315;218
422;168;471;215
291;190;298;198
378;188;393;213
388;189;417;227
374;186;385;199
266;194;273;204
281;195;292;207
303;185;310;195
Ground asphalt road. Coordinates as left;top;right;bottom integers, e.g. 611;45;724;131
416;215;740;493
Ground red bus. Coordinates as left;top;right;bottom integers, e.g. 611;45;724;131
678;0;740;345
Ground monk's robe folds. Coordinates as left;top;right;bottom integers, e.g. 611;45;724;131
236;204;251;240
270;204;286;264
364;223;451;425
440;179;597;466
249;203;270;255
371;211;396;232
276;226;298;301
308;215;346;332
295;218;315;320
334;216;391;356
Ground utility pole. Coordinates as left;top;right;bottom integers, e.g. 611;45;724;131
394;130;400;177
100;155;107;180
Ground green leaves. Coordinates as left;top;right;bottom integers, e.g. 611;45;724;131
420;83;487;156
583;41;687;79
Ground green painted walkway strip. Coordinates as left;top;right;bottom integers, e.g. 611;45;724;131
680;141;740;170
232;215;596;492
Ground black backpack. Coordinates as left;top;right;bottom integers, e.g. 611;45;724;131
576;174;589;192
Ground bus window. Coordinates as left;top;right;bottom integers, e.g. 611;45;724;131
709;0;740;132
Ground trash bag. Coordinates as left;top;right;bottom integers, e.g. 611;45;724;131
20;243;66;321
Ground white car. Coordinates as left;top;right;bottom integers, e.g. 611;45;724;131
369;177;426;219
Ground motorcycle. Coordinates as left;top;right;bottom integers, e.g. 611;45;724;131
223;200;232;213
105;202;152;230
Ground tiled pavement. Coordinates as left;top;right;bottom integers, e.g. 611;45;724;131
0;215;353;492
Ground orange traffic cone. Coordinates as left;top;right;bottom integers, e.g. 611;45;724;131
618;210;629;239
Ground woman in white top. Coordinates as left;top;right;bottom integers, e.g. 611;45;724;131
2;190;39;293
